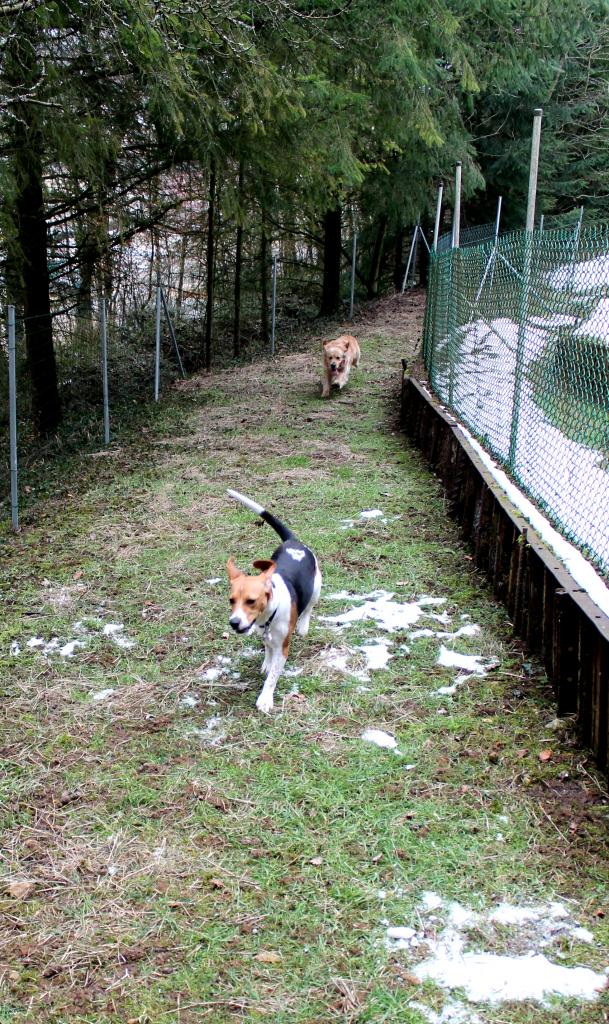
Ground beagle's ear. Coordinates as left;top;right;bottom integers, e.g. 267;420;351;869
252;559;276;575
227;557;241;580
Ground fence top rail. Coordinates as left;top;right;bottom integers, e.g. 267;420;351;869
431;221;609;264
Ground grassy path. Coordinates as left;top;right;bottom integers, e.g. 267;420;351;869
1;293;608;1023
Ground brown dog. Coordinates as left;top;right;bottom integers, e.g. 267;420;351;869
321;334;361;398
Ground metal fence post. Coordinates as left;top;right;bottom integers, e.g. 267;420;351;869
8;305;18;531
448;164;462;408
349;232;357;319
100;297;110;444
509;108;543;469
154;280;161;401
432;184;443;251
271;254;278;356
160;287;187;378
539;214;544;234
401;217;419;293
452;162;462;249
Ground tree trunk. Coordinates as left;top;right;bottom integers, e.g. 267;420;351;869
320;206;342;316
367;214;388;299
176;232;187;317
260;213;269;345
233;162;244;358
203;162;216;371
9;23;60;435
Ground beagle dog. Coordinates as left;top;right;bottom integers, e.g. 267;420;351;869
226;489;322;713
321;334;361;398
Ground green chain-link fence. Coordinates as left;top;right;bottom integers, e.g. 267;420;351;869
423;222;609;578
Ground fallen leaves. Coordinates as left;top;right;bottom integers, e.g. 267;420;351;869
539;749;553;763
6;880;36;901
253;950;281;964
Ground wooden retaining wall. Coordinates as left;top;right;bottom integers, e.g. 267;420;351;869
401;371;609;773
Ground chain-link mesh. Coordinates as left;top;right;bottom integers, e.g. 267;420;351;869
436;221;498;254
424;223;609;578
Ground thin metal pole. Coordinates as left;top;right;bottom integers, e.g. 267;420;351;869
154;281;161;402
574;205;584;243
349;232;357;319
539;214;544;234
510;108;543;468
452;162;462;248
525;108;543;233
100;297;110;444
494;196;503;242
432;184;443;251
270;255;277;356
401;219;419;293
160;287;186;379
8;305;18;531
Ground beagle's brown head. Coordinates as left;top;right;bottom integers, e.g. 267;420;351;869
226;557;276;634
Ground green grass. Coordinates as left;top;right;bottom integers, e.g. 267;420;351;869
0;293;608;1023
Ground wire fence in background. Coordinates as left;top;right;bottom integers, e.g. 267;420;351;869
423;222;609;578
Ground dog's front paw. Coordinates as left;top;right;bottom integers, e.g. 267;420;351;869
256;691;274;714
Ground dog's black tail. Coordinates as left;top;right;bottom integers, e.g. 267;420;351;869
227;489;294;542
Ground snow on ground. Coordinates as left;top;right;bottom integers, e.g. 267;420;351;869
187;715;227;745
340;509;401;528
320;590;492;696
434;304;609;583
361;728;399;751
11;619;136;658
547;252;609;291
386;891;606;1016
320;591;446;633
102;623;135;649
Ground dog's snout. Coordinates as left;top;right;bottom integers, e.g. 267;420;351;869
229;617;241;631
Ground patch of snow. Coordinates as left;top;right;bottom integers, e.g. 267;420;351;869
321;592;425;632
421;892;445;911
361;728;398;750
415;950;605;1004
360;509;386;519
9;641;20;656
102;623;135;649
387;926;416;942
326;589;389;601
201;666;224;682
437;646;498;676
396;893;606;1007
181;695;200;708
410;628;436;639
410;999;482;1024
318;647;352;674
547;254;609;291
59;639;86;657
189;715;226;746
26;637;46;649
357;638;393;672
206;577;222;585
284;667;303;678
91;689;115;702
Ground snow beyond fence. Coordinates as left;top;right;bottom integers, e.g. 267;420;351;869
432;293;609;581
